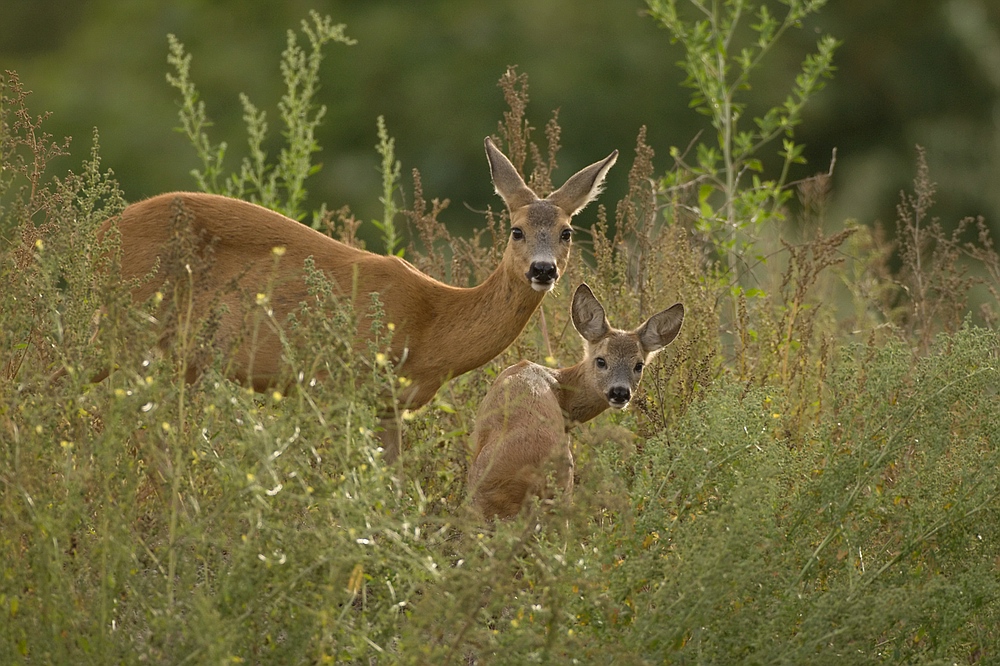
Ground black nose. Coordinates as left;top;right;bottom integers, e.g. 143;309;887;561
527;261;558;284
608;387;631;406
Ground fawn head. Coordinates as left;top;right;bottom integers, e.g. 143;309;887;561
571;283;685;409
485;138;618;292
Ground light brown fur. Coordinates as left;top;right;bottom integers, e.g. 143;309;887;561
468;284;684;520
104;138;617;459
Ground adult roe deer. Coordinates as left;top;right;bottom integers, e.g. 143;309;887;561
467;283;684;520
105;138;618;460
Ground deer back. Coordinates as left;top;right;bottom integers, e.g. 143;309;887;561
107;140;617;410
110;191;438;390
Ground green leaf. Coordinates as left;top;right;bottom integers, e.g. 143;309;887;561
698;183;715;219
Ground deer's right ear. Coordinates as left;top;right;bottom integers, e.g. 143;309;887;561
572;283;611;343
485;137;537;211
637;303;684;355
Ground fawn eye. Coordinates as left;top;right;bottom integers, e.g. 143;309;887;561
511;227;525;241
595;357;607;369
560;228;572;242
634;362;644;373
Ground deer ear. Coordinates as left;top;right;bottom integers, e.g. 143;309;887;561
485;137;537;211
546;149;618;216
636;303;684;355
572;283;611;343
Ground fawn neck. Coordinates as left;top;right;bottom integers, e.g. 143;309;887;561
552;362;609;427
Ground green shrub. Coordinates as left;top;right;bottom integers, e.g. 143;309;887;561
591;329;1000;663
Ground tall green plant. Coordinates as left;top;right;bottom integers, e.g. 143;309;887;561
165;11;355;221
373;115;404;256
647;0;838;280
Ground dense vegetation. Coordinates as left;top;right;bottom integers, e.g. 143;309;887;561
2;3;999;664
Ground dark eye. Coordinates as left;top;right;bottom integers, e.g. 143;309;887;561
560;228;572;242
511;227;525;241
634;362;644;373
595;357;607;369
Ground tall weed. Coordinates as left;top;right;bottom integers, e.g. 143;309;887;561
165;11;355;221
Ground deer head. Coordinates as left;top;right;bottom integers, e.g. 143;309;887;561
570;283;685;410
485;138;618;292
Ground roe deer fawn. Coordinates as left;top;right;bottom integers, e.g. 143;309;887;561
104;138;617;460
467;283;684;519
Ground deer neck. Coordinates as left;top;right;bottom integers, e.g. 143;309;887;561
434;258;545;376
553;362;608;427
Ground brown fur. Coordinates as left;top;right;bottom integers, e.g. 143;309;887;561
104;139;617;459
468;284;684;520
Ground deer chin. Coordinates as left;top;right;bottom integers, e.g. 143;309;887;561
530;279;556;292
607;399;630;410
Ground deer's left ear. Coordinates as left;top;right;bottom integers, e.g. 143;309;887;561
636;303;684;355
546;150;619;216
572;283;611;343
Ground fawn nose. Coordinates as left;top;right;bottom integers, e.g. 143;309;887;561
607;386;631;408
526;261;558;289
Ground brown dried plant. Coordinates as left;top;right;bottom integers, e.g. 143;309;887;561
527;112;562;197
494;67;531;179
724;164;856;435
402;166;503;289
893;147;979;351
841;149;998;344
768;227;853;432
965;217;1000;328
494;66;561;195
586;126;657;323
631;220;720;439
403;168;452;281
320;204;364;250
835;221;897;338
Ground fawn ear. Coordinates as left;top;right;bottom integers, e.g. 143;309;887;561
485;137;537;211
636;303;684;355
572;283;611;343
546;149;619;216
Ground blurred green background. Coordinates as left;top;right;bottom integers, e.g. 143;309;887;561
3;0;999;236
